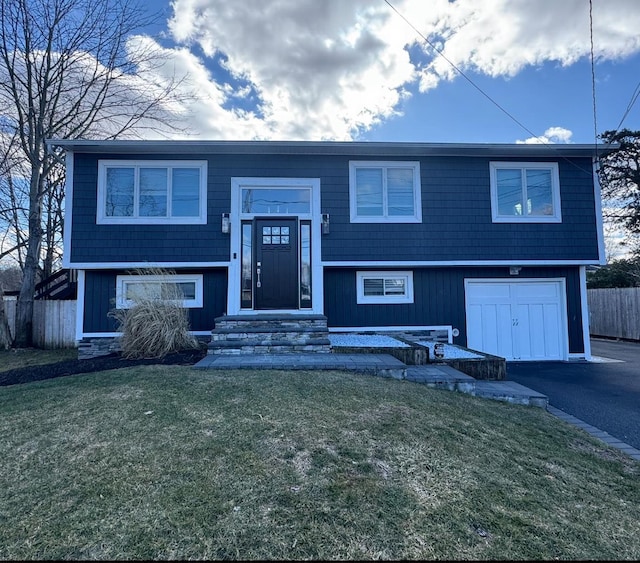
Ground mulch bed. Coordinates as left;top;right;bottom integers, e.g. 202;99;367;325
0;349;208;387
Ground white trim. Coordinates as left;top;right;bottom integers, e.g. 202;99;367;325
592;159;607;265
579;266;592;360
349;161;422;223
115;273;204;309
228;177;324;316
67;259;600;269
236;178;314;217
322;259;599;267
76;270;86;341
62;151;74;268
489;161;562;223
96;160;208;225
80;330;211;339
568;353;588;360
356;271;414;304
65;261;230;269
328;325;454;344
230;309;322;317
464;277;569;361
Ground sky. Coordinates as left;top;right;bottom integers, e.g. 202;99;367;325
128;0;640;145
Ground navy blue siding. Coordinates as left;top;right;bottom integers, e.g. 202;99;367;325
83;269;227;333
71;154;231;263
321;156;599;262
323;266;585;354
70;152;599;264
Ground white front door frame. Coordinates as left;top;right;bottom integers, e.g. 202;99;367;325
227;177;324;316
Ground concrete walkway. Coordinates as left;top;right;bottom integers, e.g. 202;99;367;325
194;352;548;408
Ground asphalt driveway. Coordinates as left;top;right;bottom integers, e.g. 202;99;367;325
506;339;640;450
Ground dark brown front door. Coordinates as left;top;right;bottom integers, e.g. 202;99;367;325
255;218;298;309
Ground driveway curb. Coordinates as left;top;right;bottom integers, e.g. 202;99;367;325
547;405;640;461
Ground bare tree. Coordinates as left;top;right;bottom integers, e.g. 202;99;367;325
0;0;191;346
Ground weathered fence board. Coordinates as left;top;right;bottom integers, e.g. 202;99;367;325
587;288;640;341
2;298;77;348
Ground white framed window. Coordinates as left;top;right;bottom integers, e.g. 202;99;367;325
349;161;422;223
97;160;207;224
356;271;414;304
490;162;561;223
115;274;204;309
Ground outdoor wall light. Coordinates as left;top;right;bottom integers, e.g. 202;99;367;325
221;213;230;234
509;266;521;275
322;213;330;234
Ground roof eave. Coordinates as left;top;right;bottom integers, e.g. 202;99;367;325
45;138;615;158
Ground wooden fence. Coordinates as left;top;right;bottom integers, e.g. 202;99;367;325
3;299;77;348
587;288;640;341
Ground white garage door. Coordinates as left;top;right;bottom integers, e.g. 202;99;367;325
465;279;567;361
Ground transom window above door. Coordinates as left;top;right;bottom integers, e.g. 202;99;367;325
97;160;207;224
241;188;311;214
349;161;422;223
489;162;561;223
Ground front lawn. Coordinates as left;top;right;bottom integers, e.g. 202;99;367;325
0;347;77;372
0;366;638;560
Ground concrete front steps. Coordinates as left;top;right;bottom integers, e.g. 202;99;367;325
406;365;548;408
196;349;548;408
208;314;331;355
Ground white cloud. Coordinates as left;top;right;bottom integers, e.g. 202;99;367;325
149;0;640;140
412;0;640;92
516;126;574;144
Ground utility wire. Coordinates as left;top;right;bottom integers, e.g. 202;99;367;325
613;80;640;133
383;0;600;175
383;0;544;144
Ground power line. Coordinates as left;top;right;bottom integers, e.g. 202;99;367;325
383;0;599;175
383;0;543;144
614;80;640;133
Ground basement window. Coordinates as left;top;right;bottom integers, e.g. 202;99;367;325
356;271;414;304
115;274;203;309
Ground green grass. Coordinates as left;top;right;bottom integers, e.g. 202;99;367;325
0;365;638;560
0;347;77;372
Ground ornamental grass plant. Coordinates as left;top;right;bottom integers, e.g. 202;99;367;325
108;268;200;359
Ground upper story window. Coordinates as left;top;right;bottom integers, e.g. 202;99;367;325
489;162;561;223
349;161;422;223
97;160;207;224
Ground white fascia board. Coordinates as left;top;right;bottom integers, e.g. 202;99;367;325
321;260;600;267
66;261;230;269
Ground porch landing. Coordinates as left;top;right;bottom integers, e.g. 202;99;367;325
193;353;548;408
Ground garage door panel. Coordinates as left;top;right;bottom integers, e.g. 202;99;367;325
542;303;562;358
514;282;559;301
495;303;514;358
467;283;511;302
467;301;513;358
465;280;566;361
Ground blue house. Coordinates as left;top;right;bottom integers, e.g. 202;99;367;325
52;140;606;361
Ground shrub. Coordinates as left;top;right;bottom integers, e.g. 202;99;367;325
108;269;200;359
